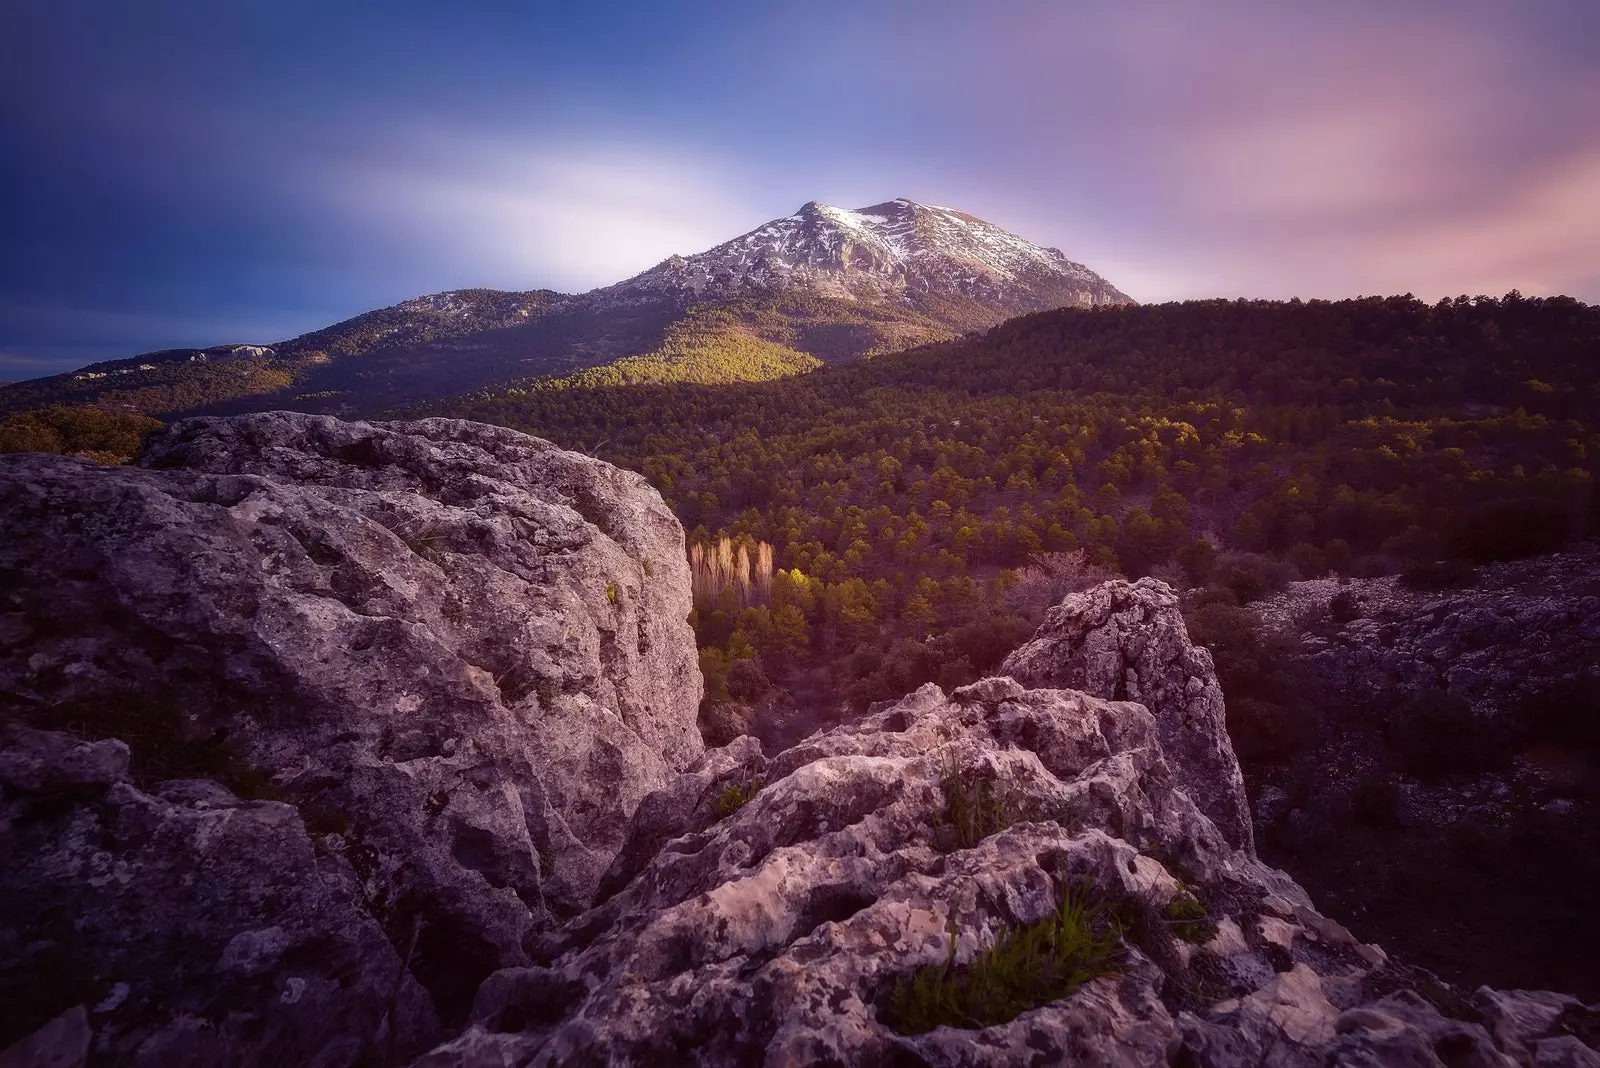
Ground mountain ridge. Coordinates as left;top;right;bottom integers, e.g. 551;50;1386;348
0;199;1131;418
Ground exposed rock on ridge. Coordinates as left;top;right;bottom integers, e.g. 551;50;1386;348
0;412;704;1050
417;582;1597;1066
1001;577;1255;852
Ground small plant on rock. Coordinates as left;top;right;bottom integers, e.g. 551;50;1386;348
1161;892;1219;945
403;519;446;561
713;776;762;818
885;880;1123;1034
933;761;1026;853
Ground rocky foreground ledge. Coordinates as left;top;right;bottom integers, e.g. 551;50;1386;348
423;596;1600;1067
1;415;1597;1067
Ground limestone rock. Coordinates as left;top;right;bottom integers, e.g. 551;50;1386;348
0;723;438;1066
1001;577;1255;852
413;678;1594;1066
0;412;704;1024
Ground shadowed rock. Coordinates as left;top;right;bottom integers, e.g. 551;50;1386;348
0;723;439;1067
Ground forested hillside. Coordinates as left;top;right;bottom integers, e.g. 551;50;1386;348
433;293;1600;723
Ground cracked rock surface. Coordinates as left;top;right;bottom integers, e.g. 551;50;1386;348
417;668;1599;1066
0;413;703;1050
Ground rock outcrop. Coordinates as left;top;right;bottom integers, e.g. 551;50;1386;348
418;675;1600;1066
0;413;704;1047
0;722;438;1066
1001;577;1255;853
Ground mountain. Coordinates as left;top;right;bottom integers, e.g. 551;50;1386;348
0;199;1131;419
599;198;1128;315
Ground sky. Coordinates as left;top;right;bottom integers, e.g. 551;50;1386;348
2;0;1597;379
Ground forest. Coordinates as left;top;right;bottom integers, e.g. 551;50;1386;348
6;293;1598;739
430;293;1600;733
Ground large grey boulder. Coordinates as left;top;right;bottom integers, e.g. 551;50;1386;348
1001;577;1255;853
0;413;703;1027
0;722;439;1067
416;678;1599;1067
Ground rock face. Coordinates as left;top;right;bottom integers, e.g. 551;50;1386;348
418;675;1600;1066
0;723;438;1066
1001;577;1255;853
0;413;703;1040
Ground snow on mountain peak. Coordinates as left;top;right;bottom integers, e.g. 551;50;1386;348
605;197;1132;312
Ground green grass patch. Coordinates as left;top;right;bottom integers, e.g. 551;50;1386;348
931;760;1073;853
886;881;1122;1034
1161;893;1219;945
712;776;762;818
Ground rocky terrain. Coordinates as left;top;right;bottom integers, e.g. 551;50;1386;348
1237;549;1600;997
0;200;1130;420
0;413;702;1062
2;415;1597;1067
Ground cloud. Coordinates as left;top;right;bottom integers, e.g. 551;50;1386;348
1356;148;1600;298
308;135;769;293
1059;6;1600;300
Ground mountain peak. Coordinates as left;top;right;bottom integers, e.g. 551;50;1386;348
607;198;1132;311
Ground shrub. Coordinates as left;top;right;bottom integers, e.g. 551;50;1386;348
1005;549;1116;619
936;655;977;692
926;613;1033;675
1161;893;1219;945
726;658;771;701
933;762;1026;853
1213;552;1296;604
1388;689;1509;780
1328;589;1361;627
699;647;731;703
884;882;1121;1034
1176;539;1218;587
1184;601;1316;764
1449;498;1576;563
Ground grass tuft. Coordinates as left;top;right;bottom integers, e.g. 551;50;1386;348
1161;893;1219;945
885;880;1122;1034
933;760;1039;853
712;776;762;818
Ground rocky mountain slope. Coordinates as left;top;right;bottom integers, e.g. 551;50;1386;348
598;198;1129;316
0;201;1130;420
2;418;1596;1067
1233;549;1600;998
423;581;1599;1067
